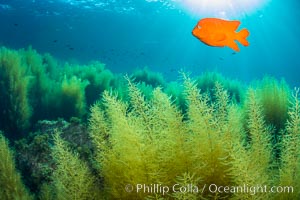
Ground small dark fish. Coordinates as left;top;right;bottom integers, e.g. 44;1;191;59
219;57;224;60
232;52;236;55
53;40;58;43
69;47;74;50
13;23;18;26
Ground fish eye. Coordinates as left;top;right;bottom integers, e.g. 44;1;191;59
197;25;201;29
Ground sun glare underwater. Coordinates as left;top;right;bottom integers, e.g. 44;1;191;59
0;0;300;199
178;0;271;18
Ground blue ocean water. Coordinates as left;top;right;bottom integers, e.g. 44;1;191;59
0;0;299;86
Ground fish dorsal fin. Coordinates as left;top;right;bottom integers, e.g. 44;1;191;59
227;20;240;31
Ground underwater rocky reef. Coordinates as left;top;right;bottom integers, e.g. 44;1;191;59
0;46;299;199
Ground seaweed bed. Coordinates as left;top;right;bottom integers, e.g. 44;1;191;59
0;46;299;199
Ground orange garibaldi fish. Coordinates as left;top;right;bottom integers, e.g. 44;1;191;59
192;18;250;52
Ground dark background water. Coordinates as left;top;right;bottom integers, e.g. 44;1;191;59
0;0;299;86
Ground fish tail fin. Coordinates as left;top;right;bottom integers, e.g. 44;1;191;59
236;28;250;46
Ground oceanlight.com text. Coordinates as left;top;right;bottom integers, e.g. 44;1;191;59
208;184;294;195
125;183;294;196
